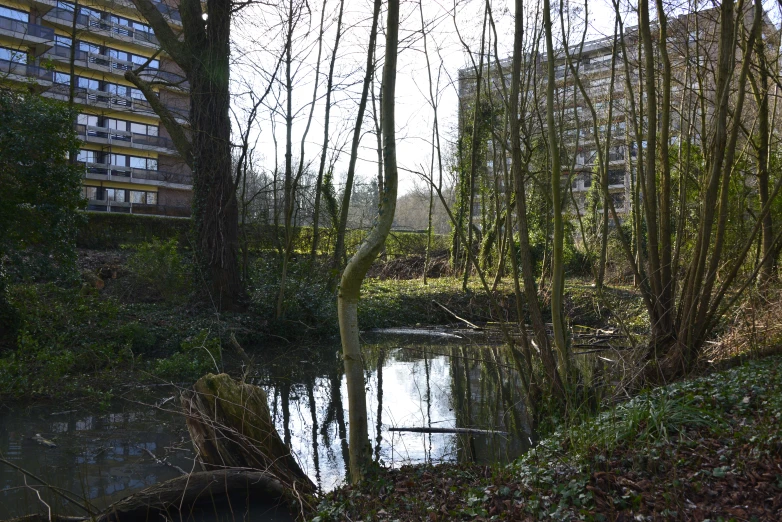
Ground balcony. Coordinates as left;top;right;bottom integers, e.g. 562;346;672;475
44;83;157;117
33;0;181;27
41;44;154;79
42;8;159;50
0;58;54;83
82;162;192;187
0;16;54;45
87;200;190;216
75;123;177;153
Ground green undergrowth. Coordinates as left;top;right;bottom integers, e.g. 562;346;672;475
0;282;246;399
314;355;782;521
0;244;647;400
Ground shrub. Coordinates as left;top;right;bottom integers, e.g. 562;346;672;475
124;238;191;302
154;330;221;382
250;256;336;330
118;322;157;355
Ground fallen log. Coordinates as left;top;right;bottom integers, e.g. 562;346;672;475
5;471;295;522
96;470;289;522
388;427;508;435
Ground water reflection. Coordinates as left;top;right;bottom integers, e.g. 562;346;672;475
0;334;531;519
0;401;192;518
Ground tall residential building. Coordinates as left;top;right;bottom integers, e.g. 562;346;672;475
456;7;768;220
0;0;192;216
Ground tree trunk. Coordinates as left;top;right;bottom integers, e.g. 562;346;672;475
129;0;244;312
311;0;345;262
181;373;314;494
542;0;570;381
332;0;382;273
510;0;564;399
338;0;399;483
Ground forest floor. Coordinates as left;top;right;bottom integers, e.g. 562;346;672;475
313;355;782;521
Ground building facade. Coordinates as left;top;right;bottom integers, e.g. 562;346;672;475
456;7;761;222
0;0;192;216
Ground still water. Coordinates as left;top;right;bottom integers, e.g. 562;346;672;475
0;332;530;519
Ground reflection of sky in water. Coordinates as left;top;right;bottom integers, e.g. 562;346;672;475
1;338;528;518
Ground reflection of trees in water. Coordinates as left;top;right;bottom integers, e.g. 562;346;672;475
306;378;322;493
449;345;532;464
247;341;531;489
374;348;385;463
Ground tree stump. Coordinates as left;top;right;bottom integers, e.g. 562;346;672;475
181;373;315;496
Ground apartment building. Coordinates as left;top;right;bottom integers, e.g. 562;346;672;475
0;0;193;216
456;7;760;221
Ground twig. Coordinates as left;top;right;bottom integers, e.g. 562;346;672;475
24;476;52;522
0;457;94;515
141;447;187;475
431;300;483;330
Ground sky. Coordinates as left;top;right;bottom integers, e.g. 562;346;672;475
222;0;693;197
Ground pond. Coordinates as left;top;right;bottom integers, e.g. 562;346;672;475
0;331;532;520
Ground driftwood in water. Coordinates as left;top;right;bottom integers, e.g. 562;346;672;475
432;300;483;330
388;426;508;435
181;373;315;495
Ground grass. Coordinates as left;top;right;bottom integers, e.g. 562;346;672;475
314;354;782;520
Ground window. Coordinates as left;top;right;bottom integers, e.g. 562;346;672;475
77;113;97;125
608;169;624;186
583;173;592;188
0;6;29;22
108;48;130;61
146;192;157;205
77;76;99;90
55;35;72;48
611;193;625;208
130;190;145;203
130;122;157;136
129;156;156;170
105;82;128;96
78;41;101;54
77;149;98;163
84;186;98;200
105;118;128;131
79;6;101;19
132;21;151;33
131;54;159;69
0;47;26;64
106;189;126;202
54;72;71;85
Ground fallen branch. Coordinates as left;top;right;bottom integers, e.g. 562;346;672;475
432;300;483;330
388;427;507;435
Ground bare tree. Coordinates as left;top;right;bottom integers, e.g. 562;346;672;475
339;0;399;484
